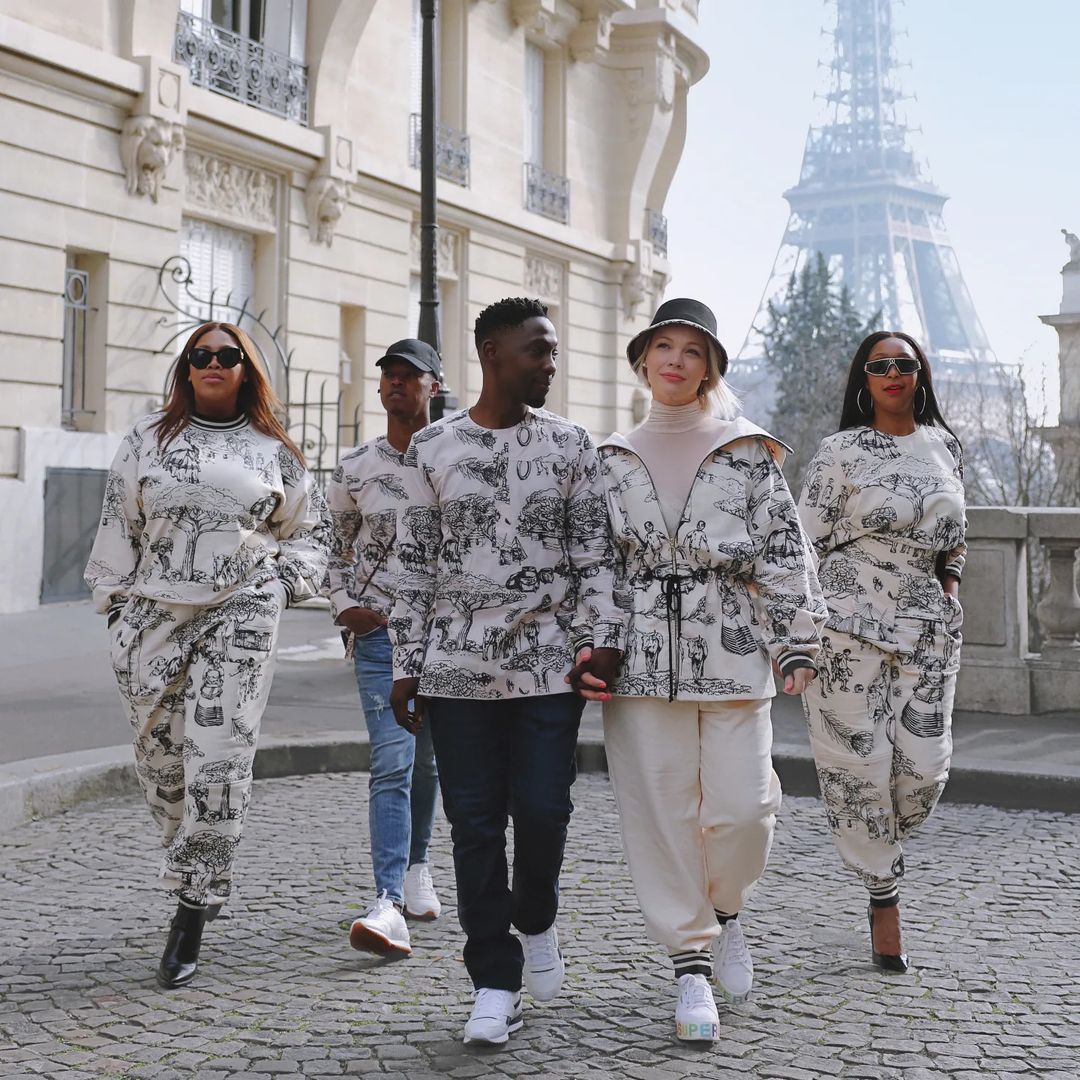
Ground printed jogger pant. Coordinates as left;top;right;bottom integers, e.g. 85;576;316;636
109;581;284;905
603;696;781;978
801;628;955;897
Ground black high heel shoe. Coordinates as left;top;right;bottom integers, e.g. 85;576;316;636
867;904;909;973
157;900;208;988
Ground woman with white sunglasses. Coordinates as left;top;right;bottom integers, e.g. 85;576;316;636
797;331;966;974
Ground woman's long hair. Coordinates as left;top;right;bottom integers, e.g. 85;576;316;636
838;330;958;441
151;322;304;464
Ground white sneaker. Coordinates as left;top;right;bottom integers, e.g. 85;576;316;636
715;919;753;1004
522;924;564;1002
348;892;411;957
403;863;441;920
675;974;720;1042
463;988;524;1045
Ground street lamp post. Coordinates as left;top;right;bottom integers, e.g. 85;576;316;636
418;0;455;419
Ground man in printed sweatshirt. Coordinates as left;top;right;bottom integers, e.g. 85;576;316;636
389;297;624;1046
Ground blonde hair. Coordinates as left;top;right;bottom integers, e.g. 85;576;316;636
633;330;740;420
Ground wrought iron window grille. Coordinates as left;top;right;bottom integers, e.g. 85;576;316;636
173;11;309;125
156;256;358;486
62;268;93;429
409;114;471;188
646;208;669;258
524;162;570;225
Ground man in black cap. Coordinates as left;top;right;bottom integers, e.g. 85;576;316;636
325;339;445;958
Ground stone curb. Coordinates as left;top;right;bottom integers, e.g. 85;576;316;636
1;732;1077;836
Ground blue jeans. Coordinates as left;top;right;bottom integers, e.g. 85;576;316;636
354;627;438;905
426;693;584;991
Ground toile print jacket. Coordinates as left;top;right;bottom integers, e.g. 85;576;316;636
84;413;330;620
326;436;412;622
389;407;625;700
597;417;826;702
796;424;966;664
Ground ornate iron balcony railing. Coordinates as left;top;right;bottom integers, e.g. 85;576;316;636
647;208;669;258
409;114;471;188
524;162;570;225
173;11;308;125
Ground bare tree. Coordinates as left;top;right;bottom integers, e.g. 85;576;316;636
949;359;1080;649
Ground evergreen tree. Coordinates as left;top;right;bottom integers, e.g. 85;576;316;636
759;253;878;496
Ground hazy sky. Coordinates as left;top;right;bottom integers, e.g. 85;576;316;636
665;0;1080;420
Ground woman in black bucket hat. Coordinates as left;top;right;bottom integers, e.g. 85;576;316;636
592;298;826;1042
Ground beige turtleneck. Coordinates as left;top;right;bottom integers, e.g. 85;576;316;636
624;400;729;534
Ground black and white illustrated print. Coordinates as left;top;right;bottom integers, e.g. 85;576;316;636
85;412;329;904
325;436;414;623
598;417;826;701
389;408;624;699
798;423;966;890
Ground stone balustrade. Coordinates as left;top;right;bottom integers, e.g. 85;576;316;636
958;506;1080;714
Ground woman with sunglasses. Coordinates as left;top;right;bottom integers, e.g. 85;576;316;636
85;321;329;988
797;331;965;974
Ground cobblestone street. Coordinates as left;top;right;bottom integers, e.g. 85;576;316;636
1;773;1077;1080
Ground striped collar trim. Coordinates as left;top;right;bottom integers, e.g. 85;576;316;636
189;413;250;432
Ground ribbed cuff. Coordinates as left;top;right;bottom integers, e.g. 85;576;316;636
778;652;816;677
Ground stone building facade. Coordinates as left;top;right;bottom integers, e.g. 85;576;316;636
0;0;707;612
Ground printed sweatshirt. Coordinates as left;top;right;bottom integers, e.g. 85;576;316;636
598;417;827;702
325;436;411;621
797;424;966;650
389;407;625;699
84;413;330;620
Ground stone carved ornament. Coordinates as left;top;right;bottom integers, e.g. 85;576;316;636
184;150;276;230
410;222;460;279
120;116;185;203
525;255;564;302
306;176;348;247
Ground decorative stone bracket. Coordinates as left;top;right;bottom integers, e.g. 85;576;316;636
511;0;578;48
621;239;655;319
306;126;355;248
121;116;185;203
119;56;188;203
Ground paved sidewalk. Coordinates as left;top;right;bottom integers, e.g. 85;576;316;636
1;772;1078;1079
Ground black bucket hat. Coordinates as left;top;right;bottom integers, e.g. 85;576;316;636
625;298;729;378
376;338;442;379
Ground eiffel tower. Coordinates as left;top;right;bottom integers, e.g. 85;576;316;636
733;0;996;419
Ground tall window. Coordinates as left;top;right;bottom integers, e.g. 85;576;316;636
410;0;423;117
61;251;107;432
181;0;307;58
179;218;257;325
175;0;308;123
339;304;366;448
524;42;545;168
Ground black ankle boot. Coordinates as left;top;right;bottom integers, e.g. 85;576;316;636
867;904;909;973
156;900;208;988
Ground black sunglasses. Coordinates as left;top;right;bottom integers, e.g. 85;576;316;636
864;355;921;377
190;346;244;370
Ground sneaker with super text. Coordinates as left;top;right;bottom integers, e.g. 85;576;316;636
675;973;720;1042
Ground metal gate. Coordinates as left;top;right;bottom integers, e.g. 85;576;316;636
41;467;108;603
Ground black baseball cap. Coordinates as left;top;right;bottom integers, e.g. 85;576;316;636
376;338;442;379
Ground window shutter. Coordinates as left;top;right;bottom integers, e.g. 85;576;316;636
180;218;256;324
